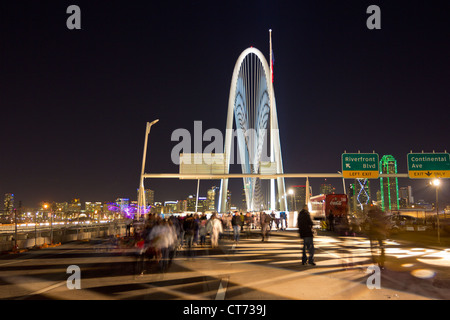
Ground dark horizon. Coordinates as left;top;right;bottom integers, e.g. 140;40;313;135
1;1;449;209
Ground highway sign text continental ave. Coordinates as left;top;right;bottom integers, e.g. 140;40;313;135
407;153;450;179
341;153;379;179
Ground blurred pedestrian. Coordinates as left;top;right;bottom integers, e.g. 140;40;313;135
148;219;177;272
297;206;315;266
183;214;198;257
367;207;388;268
232;212;243;243
328;210;335;231
260;211;272;242
199;218;207;246
280;211;287;231
207;213;223;248
134;222;152;276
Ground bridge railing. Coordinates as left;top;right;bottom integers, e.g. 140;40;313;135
0;220;127;252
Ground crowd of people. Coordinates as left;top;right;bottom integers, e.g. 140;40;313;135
129;211;288;274
128;207;389;275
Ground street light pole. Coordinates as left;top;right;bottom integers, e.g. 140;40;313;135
137;119;159;220
432;179;440;243
43;204;49;245
337;171;346;195
35;211;38;247
14;208;17;250
50;206;53;245
195;179;200;213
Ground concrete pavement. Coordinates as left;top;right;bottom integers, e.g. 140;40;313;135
0;230;449;300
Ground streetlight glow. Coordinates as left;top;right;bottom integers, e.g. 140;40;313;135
430;178;442;243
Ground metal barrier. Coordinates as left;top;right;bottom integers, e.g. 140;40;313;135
0;221;127;252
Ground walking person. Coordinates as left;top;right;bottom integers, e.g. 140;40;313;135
260;211;272;242
148;219;177;272
207;213;223;248
232;212;243;243
367;207;387;269
280;211;287;231
297;206;316;266
328;210;335;232
183;214;198;258
198;218;207;247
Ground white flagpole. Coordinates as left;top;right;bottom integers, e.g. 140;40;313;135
269;29;276;211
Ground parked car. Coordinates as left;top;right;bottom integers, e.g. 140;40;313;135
387;214;431;232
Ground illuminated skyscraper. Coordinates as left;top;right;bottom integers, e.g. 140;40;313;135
145;189;154;207
349;180;370;212
3;193;14;221
207;186;219;211
291;185;312;211
136;189;154;207
399;186;414;208
4;193;14;211
379;155;400;212
320;182;336;195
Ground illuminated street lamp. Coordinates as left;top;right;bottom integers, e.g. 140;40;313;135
43;203;53;244
35;210;38;247
431;179;441;243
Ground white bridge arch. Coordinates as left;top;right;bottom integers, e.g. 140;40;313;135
218;46;287;213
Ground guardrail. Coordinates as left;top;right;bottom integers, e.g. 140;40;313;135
0;221;127;252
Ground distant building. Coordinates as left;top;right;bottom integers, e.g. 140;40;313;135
177;200;187;212
55;202;68;213
85;201;102;217
136;188;154;210
399;186;414;209
290;185;312;211
115;198;129;213
68;198;82;215
320;182;336;195
197;197;208;212
3;193;14;213
207;186;219;211
145;189;154;207
164;201;178;214
241;187;247;212
2;193;14;221
153;202;164;214
186;195;196;212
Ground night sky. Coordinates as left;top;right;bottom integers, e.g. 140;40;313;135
1;1;449;208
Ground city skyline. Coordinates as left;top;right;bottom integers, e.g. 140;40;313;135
2;177;443;215
1;1;448;208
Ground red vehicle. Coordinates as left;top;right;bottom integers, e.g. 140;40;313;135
310;194;348;220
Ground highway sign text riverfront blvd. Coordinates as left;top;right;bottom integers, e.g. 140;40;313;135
407;153;450;179
342;153;379;179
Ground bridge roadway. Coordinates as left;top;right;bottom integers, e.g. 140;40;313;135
0;230;449;300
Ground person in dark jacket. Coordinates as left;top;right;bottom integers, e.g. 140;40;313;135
231;212;244;243
183;214;198;257
297;206;315;266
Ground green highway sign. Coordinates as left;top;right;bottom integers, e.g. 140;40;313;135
341;153;379;179
407;153;450;179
